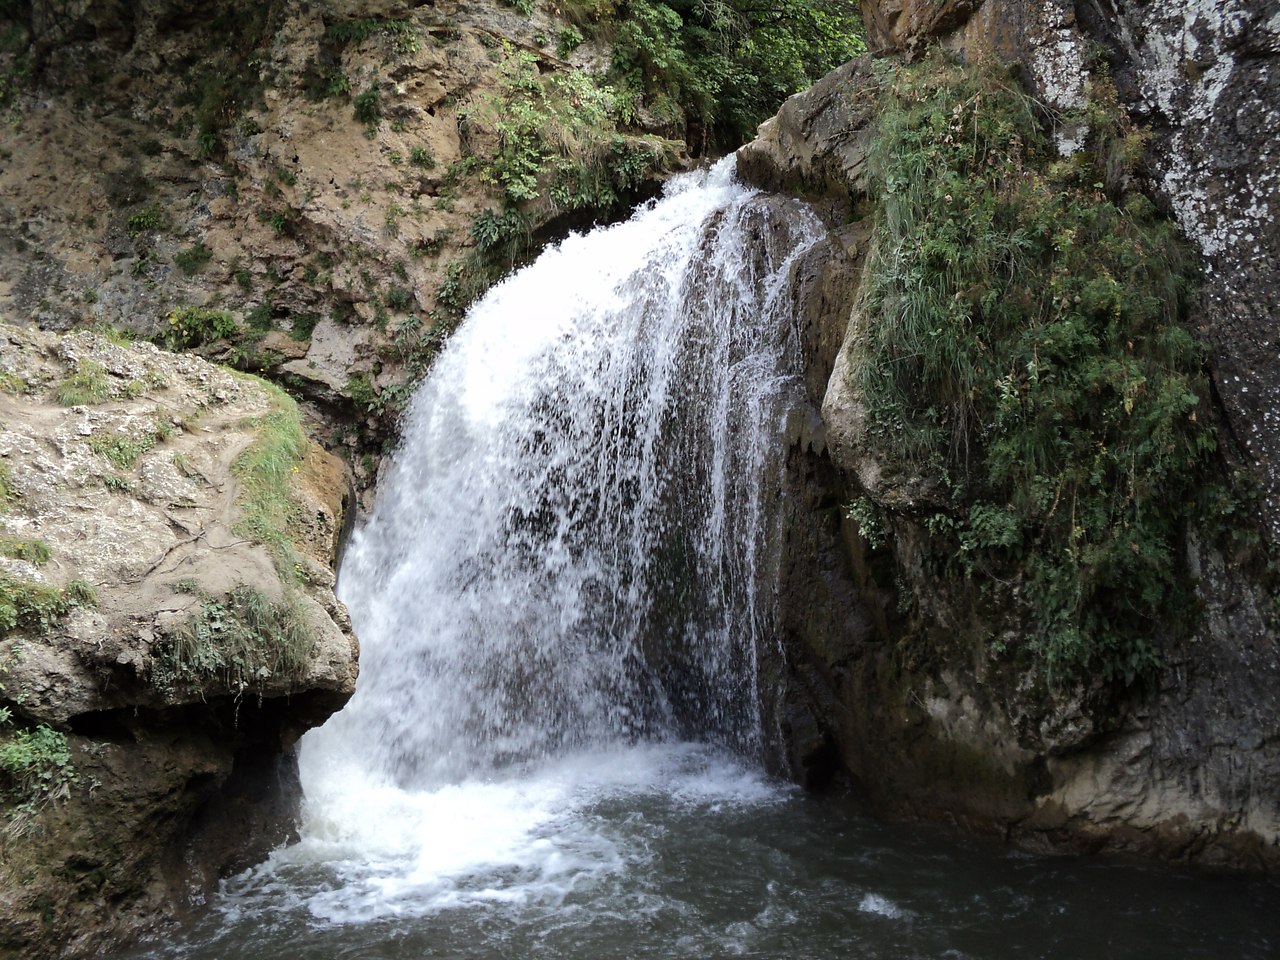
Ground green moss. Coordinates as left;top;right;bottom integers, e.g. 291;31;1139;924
859;55;1216;686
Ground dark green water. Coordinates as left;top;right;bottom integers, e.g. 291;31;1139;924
126;743;1279;960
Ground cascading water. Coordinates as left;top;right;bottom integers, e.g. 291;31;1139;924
130;163;1280;960
311;159;820;789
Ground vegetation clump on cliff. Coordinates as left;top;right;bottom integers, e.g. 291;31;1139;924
856;55;1221;685
153;583;315;696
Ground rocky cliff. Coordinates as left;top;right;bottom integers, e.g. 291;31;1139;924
0;325;358;957
741;0;1280;868
0;0;685;501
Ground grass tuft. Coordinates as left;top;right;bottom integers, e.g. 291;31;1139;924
153;583;315;695
56;360;112;406
233;379;308;581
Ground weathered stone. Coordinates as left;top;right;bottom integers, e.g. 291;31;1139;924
738;1;1280;869
0;325;358;958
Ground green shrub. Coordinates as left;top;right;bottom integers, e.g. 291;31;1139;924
556;25;585;58
858;55;1215;686
409;145;435;169
56;360;112;406
0;722;77;809
606;0;865;150
383;286;413;312
353;87;382;124
326;72;351;99
158;306;238;350
153;583;315;695
289;311;321;341
326;18;417;49
471;49;670;215
344;373;378;413
126;205;166;236
471;208;530;259
173;241;213;275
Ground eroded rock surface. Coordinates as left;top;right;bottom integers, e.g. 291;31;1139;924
0;325;357;958
738;0;1280;869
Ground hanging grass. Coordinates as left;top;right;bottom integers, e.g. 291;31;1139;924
857;54;1219;686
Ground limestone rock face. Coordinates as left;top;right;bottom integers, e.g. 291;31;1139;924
737;2;1280;868
0;326;358;958
0;0;681;486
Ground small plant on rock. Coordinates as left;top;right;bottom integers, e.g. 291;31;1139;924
173;241;213;275
157;307;238;351
56;360;111;406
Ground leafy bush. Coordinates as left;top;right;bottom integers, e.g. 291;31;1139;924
289;311;321;342
605;0;865;150
0;722;76;809
409;145;435;168
353;87;382;124
383;286;413;312
471;48;669;214
557;25;585;58
345;373;378;414
126;205;166;236
326;18;417;50
158;306;238;350
858;55;1216;685
173;241;213;275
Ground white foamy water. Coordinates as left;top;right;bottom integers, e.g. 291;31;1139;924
282;158;824;919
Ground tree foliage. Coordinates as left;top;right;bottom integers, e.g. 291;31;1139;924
581;0;866;151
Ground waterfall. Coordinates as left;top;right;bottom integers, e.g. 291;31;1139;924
280;160;824;921
140;161;1280;960
307;159;824;788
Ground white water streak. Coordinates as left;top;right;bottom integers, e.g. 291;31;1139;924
289;161;822;917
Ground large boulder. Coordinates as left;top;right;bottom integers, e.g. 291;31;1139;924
0;325;358;958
